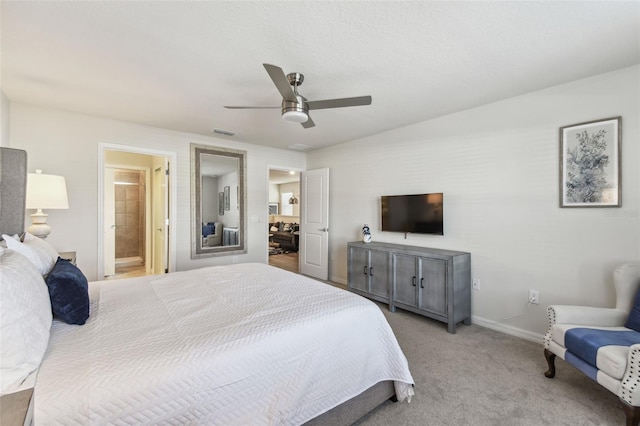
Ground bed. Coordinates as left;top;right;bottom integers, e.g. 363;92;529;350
0;147;414;425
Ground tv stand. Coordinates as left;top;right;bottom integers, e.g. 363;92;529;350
347;241;471;333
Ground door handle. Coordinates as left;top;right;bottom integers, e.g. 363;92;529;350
110;225;116;229
420;277;424;288
412;276;417;286
363;266;367;275
369;267;373;276
318;227;329;232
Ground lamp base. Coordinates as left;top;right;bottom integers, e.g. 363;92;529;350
28;209;51;239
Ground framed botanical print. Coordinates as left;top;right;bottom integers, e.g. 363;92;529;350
559;116;621;207
218;192;224;215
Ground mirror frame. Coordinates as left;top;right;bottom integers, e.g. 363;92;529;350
190;143;247;258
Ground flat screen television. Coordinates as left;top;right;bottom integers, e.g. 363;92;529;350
381;193;444;236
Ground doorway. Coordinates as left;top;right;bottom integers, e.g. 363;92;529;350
99;145;175;280
267;168;300;273
112;167;147;278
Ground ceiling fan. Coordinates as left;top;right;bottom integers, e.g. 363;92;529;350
224;64;372;129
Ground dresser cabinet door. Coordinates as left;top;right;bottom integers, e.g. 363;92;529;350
348;246;369;292
419;257;447;316
369;249;389;299
393;253;418;307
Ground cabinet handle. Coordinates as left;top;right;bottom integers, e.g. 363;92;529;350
369;267;373;276
412;276;416;286
363;266;367;275
420;277;424;288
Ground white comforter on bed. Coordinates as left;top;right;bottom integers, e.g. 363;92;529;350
34;263;414;425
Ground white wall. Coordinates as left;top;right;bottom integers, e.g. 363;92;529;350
201;176;218;223
9;104;306;280
279;182;300;217
218;171;239;228
307;65;640;339
1;91;9;147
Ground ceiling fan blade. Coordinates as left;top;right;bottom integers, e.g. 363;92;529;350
307;95;372;110
301;116;315;129
224;106;279;109
263;63;297;103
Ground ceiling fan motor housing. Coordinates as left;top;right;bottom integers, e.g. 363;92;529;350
282;94;309;123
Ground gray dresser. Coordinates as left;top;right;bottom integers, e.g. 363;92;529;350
347;241;471;333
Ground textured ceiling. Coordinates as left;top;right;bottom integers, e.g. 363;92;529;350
2;1;639;151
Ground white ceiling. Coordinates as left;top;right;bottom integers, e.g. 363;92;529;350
2;1;639;151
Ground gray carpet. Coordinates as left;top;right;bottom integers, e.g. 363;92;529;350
354;304;624;426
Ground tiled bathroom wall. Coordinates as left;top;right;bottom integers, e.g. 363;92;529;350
114;169;145;262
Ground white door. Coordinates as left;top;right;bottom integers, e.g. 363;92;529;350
104;167;116;277
299;168;329;280
152;159;168;274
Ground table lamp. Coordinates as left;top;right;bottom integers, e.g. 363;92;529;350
26;170;69;239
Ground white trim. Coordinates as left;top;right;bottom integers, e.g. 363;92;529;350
470;315;544;344
98;143;177;279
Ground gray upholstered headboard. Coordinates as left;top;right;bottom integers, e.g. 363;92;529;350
0;147;27;238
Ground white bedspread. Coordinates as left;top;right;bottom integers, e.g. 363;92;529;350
34;263;414;425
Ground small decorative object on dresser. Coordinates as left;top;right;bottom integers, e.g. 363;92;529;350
347;241;471;333
362;224;372;243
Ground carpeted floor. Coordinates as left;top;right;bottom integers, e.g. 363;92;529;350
353;303;624;426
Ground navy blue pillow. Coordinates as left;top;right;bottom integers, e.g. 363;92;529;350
625;286;640;332
45;257;90;325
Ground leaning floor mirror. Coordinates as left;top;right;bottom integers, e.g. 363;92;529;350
191;143;247;258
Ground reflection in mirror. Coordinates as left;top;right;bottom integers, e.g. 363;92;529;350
191;144;246;258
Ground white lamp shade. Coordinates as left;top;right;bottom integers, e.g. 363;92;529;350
26;172;69;209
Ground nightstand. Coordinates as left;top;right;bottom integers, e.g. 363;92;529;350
58;251;77;265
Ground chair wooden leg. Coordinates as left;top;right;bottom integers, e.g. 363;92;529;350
544;348;556;378
621;400;640;426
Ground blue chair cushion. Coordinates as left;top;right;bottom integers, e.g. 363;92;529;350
565;328;640;367
626;287;640;332
45;257;90;325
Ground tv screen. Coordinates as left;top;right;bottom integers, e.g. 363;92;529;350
381;193;444;235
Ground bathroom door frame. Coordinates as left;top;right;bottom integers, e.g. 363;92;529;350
97;143;177;279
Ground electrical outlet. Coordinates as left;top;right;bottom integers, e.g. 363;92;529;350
472;278;480;290
529;289;539;305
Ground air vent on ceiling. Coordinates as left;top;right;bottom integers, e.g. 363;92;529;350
212;128;235;136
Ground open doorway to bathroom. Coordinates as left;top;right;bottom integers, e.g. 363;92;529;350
112;168;147;277
100;147;173;280
268;169;300;273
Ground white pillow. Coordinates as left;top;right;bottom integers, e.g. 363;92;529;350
23;232;59;271
0;249;52;393
2;232;58;276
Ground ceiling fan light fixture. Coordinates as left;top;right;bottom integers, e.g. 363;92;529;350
282;110;308;123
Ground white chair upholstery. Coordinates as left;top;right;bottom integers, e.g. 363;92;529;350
544;263;640;425
204;223;222;247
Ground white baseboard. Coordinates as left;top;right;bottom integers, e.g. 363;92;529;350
471;315;544;344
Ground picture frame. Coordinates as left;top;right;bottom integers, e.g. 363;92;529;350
224;186;230;211
268;203;279;215
559;116;621;207
218;192;224;215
